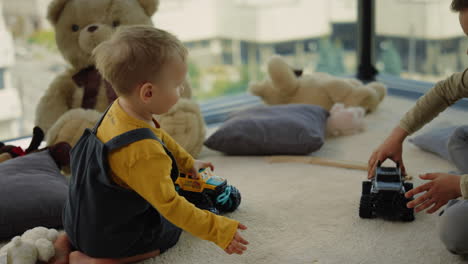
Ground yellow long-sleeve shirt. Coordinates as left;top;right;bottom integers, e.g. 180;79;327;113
96;99;239;249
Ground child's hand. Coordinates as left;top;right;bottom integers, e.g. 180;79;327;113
368;127;408;179
405;173;462;214
225;223;248;255
189;160;214;179
368;143;405;179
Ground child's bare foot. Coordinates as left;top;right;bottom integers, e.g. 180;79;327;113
49;233;72;264
69;249;160;264
69;251;118;264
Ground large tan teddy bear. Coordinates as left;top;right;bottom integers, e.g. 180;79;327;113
35;0;206;157
249;55;387;113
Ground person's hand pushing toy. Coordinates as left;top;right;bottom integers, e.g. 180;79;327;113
188;160;214;179
368;126;408;179
405;173;462;214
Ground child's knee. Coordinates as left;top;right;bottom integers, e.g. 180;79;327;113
439;200;468;254
447;125;468;173
448;126;468;148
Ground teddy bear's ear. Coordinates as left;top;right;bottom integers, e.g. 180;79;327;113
137;0;159;16
47;0;69;26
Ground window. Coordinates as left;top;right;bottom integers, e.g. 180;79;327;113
375;0;465;81
155;0;359;101
1;0;362;140
0;68;5;90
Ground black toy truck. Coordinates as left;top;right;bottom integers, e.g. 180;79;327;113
359;162;415;221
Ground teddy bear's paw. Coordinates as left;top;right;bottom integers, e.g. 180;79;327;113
158;99;206;157
34;239;55;262
248;81;266;96
5;237;37;264
46;109;101;147
366;81;387;101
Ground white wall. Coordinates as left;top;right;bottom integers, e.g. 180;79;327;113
153;0;331;42
154;0;219;41
0;0;15;67
155;0;464;42
376;0;461;39
254;0;330;42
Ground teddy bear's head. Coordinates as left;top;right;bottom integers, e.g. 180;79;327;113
249;56;301;105
47;0;159;70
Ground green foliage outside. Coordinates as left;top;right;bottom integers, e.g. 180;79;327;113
28;30;57;51
188;61;202;92
189;63;262;101
380;42;402;76
315;37;346;75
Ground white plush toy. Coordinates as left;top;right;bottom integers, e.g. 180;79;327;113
0;227;59;264
326;103;366;137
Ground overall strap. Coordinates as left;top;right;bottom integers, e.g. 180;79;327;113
104;128;166;152
92;102;114;134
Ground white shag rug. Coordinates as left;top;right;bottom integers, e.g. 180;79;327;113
148;95;468;264
2;95;468;264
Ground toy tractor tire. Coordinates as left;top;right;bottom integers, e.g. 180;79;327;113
216;185;242;213
401;209;415;222
404;182;413;192
359;194;374;218
362;181;372;195
178;189;220;215
401;190;415;222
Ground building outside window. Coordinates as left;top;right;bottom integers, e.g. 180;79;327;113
0;68;5;90
1;0;467;140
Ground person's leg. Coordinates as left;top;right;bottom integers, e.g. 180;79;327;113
49;233;160;264
154;216;183;254
439;199;468;255
49;232;73;264
447;126;468;174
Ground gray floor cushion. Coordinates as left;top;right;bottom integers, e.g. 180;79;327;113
408;126;458;161
0;150;68;240
204;104;329;155
409;125;468;173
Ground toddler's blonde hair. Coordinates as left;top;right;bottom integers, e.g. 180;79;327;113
93;25;187;96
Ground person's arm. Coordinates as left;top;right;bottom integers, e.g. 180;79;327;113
400;69;468;135
123;154;238;249
159;129;195;173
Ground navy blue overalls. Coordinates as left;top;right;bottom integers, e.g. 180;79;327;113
63;106;182;258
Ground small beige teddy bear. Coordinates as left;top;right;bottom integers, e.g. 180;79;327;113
249;55;387;113
0;227;59;264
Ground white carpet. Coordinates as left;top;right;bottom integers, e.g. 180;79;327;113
2;95;468;264
149;95;468;264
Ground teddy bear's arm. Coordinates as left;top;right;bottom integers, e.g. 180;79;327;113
35;72;77;134
323;79;355;104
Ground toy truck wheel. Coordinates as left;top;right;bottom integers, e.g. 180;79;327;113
400;198;415;222
362;181;372;195
359;195;374;218
215;185;241;213
401;209;415;221
404;182;413;192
